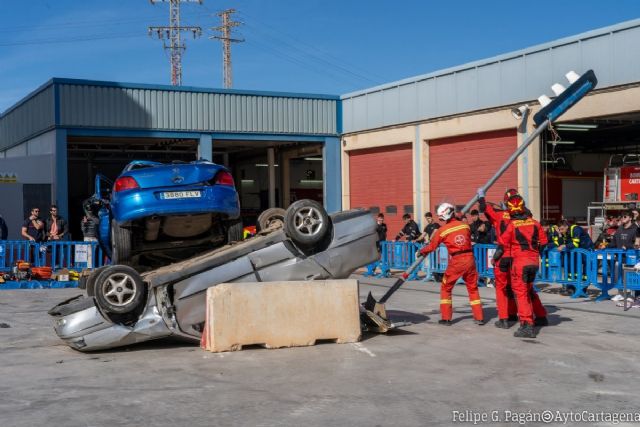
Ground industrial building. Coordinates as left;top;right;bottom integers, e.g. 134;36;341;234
1;18;640;238
341;19;640;233
0;80;341;239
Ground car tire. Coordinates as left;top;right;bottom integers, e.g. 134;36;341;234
93;265;146;315
86;266;109;297
111;220;132;265
226;218;243;243
284;199;330;248
257;208;286;231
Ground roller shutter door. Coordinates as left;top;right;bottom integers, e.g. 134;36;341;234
349;143;413;236
429;130;518;210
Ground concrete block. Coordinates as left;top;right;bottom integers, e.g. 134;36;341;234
201;280;361;352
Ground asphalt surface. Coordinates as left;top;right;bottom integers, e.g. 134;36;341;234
1;277;640;427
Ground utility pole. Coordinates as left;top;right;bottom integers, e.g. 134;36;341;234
210;9;244;88
148;0;203;86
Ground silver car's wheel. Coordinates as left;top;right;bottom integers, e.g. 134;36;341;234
284;199;330;247
257;208;286;231
94;265;145;315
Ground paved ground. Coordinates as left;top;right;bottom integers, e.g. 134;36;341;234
1;277;640;427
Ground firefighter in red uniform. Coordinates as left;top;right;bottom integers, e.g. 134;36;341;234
418;203;485;326
501;195;548;338
478;188;549;328
477;188;519;328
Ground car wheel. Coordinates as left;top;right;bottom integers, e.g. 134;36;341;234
93;265;146;314
85;266;109;297
284;199;330;247
111;220;132;265
257;208;286;231
226;218;243;243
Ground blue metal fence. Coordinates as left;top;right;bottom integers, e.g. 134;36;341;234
0;240;105;272
363;240;640;302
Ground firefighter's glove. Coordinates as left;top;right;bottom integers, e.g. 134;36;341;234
492;245;504;265
477;188;485;199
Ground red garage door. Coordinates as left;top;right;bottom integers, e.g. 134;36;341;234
349;144;413;236
429;130;518;210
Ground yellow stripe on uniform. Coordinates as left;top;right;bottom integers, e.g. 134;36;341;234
440;299;452;305
469;299;482;306
440;224;470;237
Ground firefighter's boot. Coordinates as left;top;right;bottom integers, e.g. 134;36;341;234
513;323;537;338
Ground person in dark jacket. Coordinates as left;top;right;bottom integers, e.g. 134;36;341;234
474;221;496;244
375;213;387;252
395;214;420;241
0;214;7;240
557;220;594;251
45;205;69;241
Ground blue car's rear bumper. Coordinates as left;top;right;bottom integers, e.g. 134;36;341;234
111;185;240;223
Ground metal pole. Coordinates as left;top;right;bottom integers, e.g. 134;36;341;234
460;119;550;215
267;147;276;208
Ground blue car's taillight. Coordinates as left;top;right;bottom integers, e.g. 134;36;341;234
214;171;235;187
114;176;140;192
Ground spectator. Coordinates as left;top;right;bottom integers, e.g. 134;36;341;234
557;220;594;251
632;209;640;228
454;207;466;222
609;210;639;250
375;213;387;252
416;212;440;243
21;207;45;242
0;213;7;240
541;220;560;250
394;213;420;241
474;221;496;244
45;205;68;241
469;209;483;242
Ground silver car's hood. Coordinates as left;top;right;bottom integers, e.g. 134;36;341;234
49;294;174;351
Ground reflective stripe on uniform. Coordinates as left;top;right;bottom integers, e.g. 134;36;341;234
440;224;470;237
440;299;452;305
469;299;482;306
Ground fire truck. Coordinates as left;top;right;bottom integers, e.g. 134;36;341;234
587;154;640;241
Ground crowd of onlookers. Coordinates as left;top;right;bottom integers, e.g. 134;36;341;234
375;208;640;252
0;205;100;244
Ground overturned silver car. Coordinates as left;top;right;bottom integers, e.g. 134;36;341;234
49;200;378;351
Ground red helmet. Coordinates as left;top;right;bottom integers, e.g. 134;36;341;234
506;195;525;215
504;188;519;203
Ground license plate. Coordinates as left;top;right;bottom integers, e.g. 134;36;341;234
162;191;201;199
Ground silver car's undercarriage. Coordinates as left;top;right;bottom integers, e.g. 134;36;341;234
50;206;378;351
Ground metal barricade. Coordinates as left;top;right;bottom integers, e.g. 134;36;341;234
592;249;624;301
421;244;448;282
473;244;496;283
0;240;40;271
0;240;105;273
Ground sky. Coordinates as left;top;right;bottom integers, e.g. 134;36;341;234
1;0;639;112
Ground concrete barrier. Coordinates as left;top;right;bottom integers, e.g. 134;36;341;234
201;280;361;352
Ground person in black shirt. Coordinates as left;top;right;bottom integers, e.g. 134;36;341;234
375;213;387;252
395;213;420;241
417;212;440;243
21;207;45;242
609;210;639;249
0;214;7;240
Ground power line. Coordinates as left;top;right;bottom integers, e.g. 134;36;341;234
148;0;203;86
236;10;387;85
209;9;243;89
0;32;143;47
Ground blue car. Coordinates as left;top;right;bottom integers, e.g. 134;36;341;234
85;160;241;267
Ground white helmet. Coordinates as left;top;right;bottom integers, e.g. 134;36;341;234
436;203;455;221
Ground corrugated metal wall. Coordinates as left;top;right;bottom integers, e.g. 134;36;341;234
58;84;337;135
0;86;54;151
342;20;640;133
